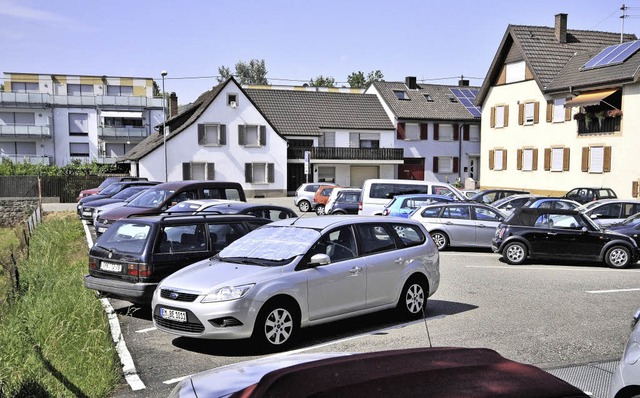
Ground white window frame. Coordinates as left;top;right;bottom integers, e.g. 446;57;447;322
495;106;505;128
522;148;533;171
589;146;605;173
250;162;268;184
69;113;89;135
524;102;535;125
506;61;526;83
469;125;480;141
227;93;238;107
243;125;260;146
203;124;221;146
438;156;454;173
69;142;90;157
438;124;454;141
551;148;564;172
319;131;335;147
494;149;504;171
394;90;408;100
553;98;565;122
405;123;420;140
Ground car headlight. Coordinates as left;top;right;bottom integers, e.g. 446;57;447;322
201;284;255;303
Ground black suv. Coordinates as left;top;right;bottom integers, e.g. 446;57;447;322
492;207;638;268
85;213;270;304
329;189;361;215
564;187;617;204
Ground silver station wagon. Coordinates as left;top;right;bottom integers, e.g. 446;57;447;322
152;216;440;349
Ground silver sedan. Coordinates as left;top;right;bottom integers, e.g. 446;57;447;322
151;216;440;350
410;202;506;250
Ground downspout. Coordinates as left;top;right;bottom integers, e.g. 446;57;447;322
458;123;463;182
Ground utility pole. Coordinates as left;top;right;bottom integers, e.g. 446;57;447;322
621;3;628;43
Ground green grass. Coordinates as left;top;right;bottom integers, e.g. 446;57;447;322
0;213;120;397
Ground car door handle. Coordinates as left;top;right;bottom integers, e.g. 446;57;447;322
349;266;362;275
394;258;404;264
477;224;486;228
546;232;557;236
445;221;453;225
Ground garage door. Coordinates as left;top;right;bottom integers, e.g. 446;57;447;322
350;167;379;189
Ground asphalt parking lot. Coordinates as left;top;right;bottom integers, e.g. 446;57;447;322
44;197;640;398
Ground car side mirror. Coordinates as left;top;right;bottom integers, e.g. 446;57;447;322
506;205;513;210
309;253;331;266
581;226;588;233
590;214;599;219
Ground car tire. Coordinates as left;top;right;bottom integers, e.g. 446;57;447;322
605;245;632;269
252;300;298;350
298;200;311;212
315;205;325;216
397;277;427;319
331;210;346;215
430;231;449;250
503;241;527;265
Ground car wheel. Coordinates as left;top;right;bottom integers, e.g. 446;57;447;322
252;300;298;350
315;205;326;216
430;231;449;250
605;245;631;268
397;277;427;319
331;210;346;215
503;241;527;265
298;200;311;212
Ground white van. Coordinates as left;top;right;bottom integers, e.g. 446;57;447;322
358;178;467;215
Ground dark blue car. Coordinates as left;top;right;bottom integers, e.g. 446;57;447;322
606;213;640;246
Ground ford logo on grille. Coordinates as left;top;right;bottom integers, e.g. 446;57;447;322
169;292;179;300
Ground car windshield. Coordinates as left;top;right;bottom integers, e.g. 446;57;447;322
98;177;119;189
127;189;175;208
112;187;143;200
96;222;151;254
219;226;320;262
99;183;123;196
617;213;640;226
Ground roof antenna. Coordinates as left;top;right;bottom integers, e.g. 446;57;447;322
621;3;628;43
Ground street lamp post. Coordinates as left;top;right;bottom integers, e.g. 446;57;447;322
161;70;168;182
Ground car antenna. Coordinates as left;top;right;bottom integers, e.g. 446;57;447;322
291;207;312;225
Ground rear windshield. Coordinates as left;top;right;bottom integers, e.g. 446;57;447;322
370;183;429;199
97;222;151;254
127;189;175;208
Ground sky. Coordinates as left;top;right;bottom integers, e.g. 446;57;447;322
1;0;639;104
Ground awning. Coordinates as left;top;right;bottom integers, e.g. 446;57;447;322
565;88;618;108
100;111;143;118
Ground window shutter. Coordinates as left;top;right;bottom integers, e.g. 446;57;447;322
245;163;252;183
532;148;538;170
453;157;459;173
502;150;508;170
238;125;246;145
544;148;551;171
463;125;469;141
604;146;612;172
453;124;459;141
197;124;205;145
546;101;553;123
182;162;191;180
206;163;215;180
219;124;226;145
489;150;495;170
267;163;275;183
633;181;639;198
260;126;267;145
433;157;439;173
490;107;496;128
504;105;509;127
517;149;523;170
533;101;539;124
433;123;439;141
563;147;570;171
420;123;428;140
564;99;572;121
518;103;524;125
397;122;406;139
581;147;589;172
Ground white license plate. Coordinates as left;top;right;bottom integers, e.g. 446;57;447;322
160;308;187;322
100;261;122;272
82;210;92;216
97;226;107;233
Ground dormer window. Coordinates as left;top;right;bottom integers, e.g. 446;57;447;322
394;90;409;100
424;94;433;102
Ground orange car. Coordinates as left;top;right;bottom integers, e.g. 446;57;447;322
313;185;340;215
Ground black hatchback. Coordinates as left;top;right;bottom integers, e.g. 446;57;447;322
84;213;271;304
492;207;638;268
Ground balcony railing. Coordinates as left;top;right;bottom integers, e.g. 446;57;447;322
288;147;404;161
96;156;118;164
98;126;148;139
0;92;164;108
0;124;51;137
576;116;621;134
0;154;51;165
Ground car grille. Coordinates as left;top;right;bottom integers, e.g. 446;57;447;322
154;316;205;333
160;289;199;302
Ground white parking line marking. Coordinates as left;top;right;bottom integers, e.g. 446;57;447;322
587;288;640;294
466;265;640;272
160;314;446;385
135;327;157;333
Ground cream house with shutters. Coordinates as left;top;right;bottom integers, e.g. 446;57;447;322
476;14;640;198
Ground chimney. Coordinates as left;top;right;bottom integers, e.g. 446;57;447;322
169;92;178;117
555;13;567;44
458;77;469;87
405;76;417;90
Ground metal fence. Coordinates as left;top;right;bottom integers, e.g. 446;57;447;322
0;175;129;203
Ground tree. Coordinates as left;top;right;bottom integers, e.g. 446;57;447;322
309;75;336;88
347;70;384;88
217;59;268;85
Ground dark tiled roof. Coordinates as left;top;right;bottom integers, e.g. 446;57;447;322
244;89;394;136
120;81;229;161
371;81;481;121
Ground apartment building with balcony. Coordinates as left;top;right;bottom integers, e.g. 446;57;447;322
0;72;164;167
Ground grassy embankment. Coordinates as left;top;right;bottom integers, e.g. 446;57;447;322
0;213;120;397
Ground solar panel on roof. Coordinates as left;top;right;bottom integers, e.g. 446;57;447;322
449;88;482;118
582;40;640;70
